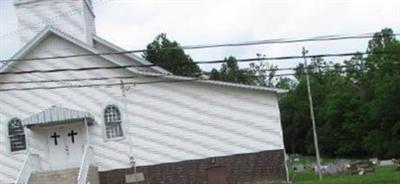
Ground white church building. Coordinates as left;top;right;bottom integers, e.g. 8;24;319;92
0;0;288;184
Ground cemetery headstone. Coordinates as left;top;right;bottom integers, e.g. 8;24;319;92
313;164;341;175
369;158;379;165
380;160;394;166
392;159;399;169
325;163;342;174
336;159;351;173
347;160;375;175
293;164;305;172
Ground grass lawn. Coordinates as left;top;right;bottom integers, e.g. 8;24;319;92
290;165;400;184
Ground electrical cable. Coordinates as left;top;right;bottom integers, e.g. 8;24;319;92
1;51;398;75
1;34;399;63
0;78;201;92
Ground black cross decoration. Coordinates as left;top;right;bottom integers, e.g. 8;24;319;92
50;132;60;145
67;130;78;143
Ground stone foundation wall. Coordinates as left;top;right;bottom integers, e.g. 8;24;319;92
99;149;287;184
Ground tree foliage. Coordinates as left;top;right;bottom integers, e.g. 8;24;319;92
209;56;256;84
209;56;278;86
143;33;201;77
280;28;400;159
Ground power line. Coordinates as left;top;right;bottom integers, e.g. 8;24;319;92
0;75;138;85
0;69;366;92
0;78;201;92
0;66;376;85
2;62;397;91
1;34;399;63
2;63;367;85
1;51;398;76
182;34;399;49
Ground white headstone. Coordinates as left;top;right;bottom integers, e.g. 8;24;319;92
380;160;394;166
369;158;379;165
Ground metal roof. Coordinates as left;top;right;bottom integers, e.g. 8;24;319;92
0;26;287;94
22;106;95;127
0;26;168;74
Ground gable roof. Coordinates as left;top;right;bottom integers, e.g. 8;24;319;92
0;27;166;75
0;26;287;94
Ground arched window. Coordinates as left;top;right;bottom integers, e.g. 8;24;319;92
8;118;26;152
104;105;123;138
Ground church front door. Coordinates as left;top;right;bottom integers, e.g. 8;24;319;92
47;124;85;170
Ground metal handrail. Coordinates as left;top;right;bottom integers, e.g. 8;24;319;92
77;145;93;184
15;153;40;184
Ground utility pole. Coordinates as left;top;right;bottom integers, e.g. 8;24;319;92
302;47;323;181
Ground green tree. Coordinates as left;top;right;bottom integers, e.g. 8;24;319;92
279;28;400;159
249;61;278;87
209;56;255;84
275;77;297;90
209;56;279;86
360;28;400;158
143;33;201;77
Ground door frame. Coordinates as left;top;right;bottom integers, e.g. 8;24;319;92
44;122;86;170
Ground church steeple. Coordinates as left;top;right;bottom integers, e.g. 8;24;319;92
14;0;96;45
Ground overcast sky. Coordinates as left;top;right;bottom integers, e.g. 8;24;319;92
1;0;399;71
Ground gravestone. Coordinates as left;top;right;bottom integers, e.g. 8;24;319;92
380;160;394;166
313;165;326;174
393;159;399;165
392;159;399;169
336;159;351;173
347;160;375;175
369;158;379;165
314;164;341;175
293;164;305;172
327;163;343;174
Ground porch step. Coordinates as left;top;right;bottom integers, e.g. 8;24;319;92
28;167;79;184
28;167;99;184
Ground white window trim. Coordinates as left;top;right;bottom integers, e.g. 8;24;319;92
102;104;126;141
